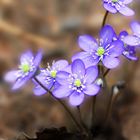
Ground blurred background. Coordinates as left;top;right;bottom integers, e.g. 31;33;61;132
0;0;140;140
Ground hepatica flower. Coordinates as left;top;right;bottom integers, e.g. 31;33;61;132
123;21;140;46
103;0;134;16
33;60;68;96
119;31;137;60
4;50;42;90
72;25;124;69
53;59;100;106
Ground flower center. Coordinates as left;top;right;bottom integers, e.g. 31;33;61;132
112;0;118;3
97;47;105;56
50;70;57;78
21;64;30;73
74;79;82;87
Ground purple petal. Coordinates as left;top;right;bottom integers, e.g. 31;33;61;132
130;21;140;35
85;66;98;84
12;77;29;90
52;85;71;98
102;56;120;69
123;0;133;4
84;84;100;96
123;46;138;61
108;40;124;57
34;50;43;67
52;60;69;70
56;71;70;85
123;35;140;46
103;3;117;13
4;70;18;83
72;59;85;76
72;52;91;61
119;6;134;16
123;51;138;61
72;52;99;67
119;31;128;39
100;25;115;46
33;85;47;96
64;65;71;73
69;91;84;106
78;35;98;52
20;50;33;63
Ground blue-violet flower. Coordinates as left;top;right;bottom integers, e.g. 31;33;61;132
33;60;68;96
53;59;100;106
72;25;124;69
4;50;42;90
103;0;134;16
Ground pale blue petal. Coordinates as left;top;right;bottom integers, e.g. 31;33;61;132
69;91;84;106
33;85;47;96
12;77;29;90
103;3;117;13
102;56;120;69
85;66;98;84
72;52;99;68
100;25;115;46
123;35;140;46
78;35;98;52
52;60;69;70
108;40;124;57
4;70;18;83
20;50;33;63
84;84;100;96
119;6;134;16
52;85;71;98
123;0;133;4
34;50;43;67
130;21;140;35
72;59;85;76
56;71;70;85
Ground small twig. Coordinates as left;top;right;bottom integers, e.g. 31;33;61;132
33;77;83;132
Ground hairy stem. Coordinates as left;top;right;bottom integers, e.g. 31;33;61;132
102;11;109;28
33;77;83;132
103;69;110;77
77;106;88;133
105;85;119;124
91;95;97;126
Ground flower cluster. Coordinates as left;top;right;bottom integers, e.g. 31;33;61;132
4;0;139;106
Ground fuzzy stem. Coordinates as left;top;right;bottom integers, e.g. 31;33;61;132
105;88;114;124
105;85;119;124
77;106;88;133
33;77;83;132
91;95;97;126
103;69;110;77
102;11;109;28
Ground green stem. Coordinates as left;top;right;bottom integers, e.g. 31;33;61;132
33;77;83;132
